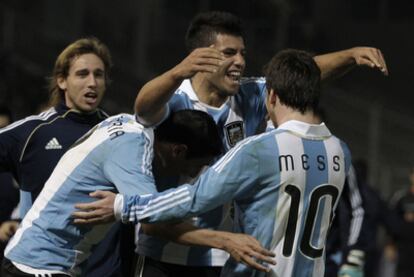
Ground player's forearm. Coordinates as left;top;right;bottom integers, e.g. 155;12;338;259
314;48;356;81
135;68;184;124
141;222;229;249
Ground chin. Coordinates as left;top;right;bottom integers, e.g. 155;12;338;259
78;105;98;113
220;85;239;97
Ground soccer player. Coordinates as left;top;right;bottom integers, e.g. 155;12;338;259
75;49;362;276
0;37;124;276
2;110;275;277
132;11;387;276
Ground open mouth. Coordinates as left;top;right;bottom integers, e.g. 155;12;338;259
84;92;98;104
226;71;241;84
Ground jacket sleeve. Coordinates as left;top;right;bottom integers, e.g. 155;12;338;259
339;165;366;266
0;123;25;176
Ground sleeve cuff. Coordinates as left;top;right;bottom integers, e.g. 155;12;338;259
114;194;124;221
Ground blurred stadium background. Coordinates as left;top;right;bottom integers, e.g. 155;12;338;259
0;0;413;198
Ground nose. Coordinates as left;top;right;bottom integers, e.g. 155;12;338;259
87;74;97;87
233;52;245;68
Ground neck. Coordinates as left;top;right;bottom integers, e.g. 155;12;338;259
274;106;317;126
191;74;228;108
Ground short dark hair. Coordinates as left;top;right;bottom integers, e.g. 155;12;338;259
185;11;243;52
264;49;321;113
155;110;222;159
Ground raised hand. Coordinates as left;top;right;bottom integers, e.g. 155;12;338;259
350;46;388;75
171;46;224;79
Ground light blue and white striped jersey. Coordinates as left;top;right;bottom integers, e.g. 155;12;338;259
137;77;268;266
5;114;157;276
168;78;267;151
121;120;353;277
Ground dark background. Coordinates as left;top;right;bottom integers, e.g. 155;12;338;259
0;0;413;196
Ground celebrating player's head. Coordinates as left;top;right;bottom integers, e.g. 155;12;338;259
186;11;246;97
264;49;321;123
154;110;222;178
48;37;113;112
185;11;244;52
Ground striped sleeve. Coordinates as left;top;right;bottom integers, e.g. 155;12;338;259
120;137;262;224
344;165;365;247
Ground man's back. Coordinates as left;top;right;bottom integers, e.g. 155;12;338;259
220;121;349;276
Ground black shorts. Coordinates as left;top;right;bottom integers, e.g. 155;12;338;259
135;256;222;277
1;258;70;277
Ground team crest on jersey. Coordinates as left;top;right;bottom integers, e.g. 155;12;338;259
225;121;244;147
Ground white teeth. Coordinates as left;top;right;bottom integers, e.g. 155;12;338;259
228;72;240;77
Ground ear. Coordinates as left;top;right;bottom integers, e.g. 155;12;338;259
172;144;188;159
268;89;277;105
57;76;67;91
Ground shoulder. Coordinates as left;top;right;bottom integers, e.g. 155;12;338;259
0;107;58;136
239;77;266;93
99;114;153;143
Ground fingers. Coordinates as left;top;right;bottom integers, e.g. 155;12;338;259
249;250;276;265
72;210;114;225
240;255;272;273
73;217;107;225
376;49;388;75
72;210;99;220
355;47;388;76
74;191;114;210
89;190;108;198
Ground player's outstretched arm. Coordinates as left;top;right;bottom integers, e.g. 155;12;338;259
135;47;224;126
314;47;388;81
142;222;276;272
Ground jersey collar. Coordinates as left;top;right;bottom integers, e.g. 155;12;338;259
277;120;332;139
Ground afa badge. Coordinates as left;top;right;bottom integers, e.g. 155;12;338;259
225;121;244;147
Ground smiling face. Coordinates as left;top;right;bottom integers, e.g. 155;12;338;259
207;34;246;97
57;53;106;113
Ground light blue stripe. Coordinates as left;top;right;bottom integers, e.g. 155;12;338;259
19;190;33;218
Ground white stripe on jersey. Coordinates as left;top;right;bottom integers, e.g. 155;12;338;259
141;131;153;176
0;107;56;134
271;131;306;277
128;186;191;222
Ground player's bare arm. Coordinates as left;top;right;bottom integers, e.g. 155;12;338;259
135;47;224;126
142;222;276;272
314;46;388;80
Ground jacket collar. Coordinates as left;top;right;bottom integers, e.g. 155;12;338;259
55;102;108;124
